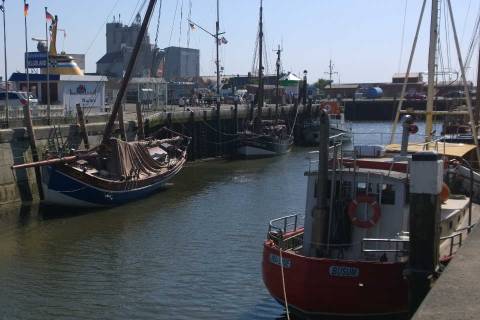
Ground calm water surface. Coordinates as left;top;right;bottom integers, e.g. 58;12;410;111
0;121;440;319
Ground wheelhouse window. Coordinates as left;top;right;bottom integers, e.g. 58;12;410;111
380;184;395;205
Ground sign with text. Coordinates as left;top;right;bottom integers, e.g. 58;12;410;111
25;52;48;68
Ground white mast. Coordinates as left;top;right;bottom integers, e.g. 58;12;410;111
424;0;439;143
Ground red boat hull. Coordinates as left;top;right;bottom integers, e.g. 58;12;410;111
262;240;409;317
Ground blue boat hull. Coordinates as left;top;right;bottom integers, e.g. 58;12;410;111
41;163;183;207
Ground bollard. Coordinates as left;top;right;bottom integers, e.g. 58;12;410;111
408;151;443;316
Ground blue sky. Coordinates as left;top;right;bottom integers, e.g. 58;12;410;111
0;0;478;83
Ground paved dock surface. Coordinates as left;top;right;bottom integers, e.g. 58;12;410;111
413;219;480;319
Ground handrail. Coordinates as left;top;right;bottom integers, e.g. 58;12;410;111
361;238;410;255
268;214;303;234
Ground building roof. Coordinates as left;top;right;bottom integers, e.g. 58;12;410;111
325;84;360;89
8;72;106;82
60;75;107;82
96;51;123;64
392;72;423;79
280;72;301;82
9;72;60;82
130;77;167;84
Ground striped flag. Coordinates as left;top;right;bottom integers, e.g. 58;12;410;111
24;3;29;16
46;10;54;21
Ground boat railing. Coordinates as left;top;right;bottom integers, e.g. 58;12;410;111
306;134;352;173
361;238;410;261
440;223;477;257
268;214;304;250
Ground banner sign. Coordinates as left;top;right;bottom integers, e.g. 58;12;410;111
25;52;48;68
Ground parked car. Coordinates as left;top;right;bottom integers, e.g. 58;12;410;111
0;91;31;108
445;90;464;98
405;91;427;100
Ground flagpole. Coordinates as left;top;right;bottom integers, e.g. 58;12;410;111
23;0;29;106
215;0;220;101
45;7;50;125
1;0;8;127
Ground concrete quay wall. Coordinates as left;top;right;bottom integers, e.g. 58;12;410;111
0;103;308;205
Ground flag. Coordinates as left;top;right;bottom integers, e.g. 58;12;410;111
46;10;54;21
189;22;195;30
24;3;29;16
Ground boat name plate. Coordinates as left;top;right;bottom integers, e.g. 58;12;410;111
329;266;359;278
269;254;291;268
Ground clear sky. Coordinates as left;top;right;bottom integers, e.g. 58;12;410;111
0;0;478;83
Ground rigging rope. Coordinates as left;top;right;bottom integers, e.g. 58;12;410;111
153;0;164;49
179;0;184;47
398;0;408;72
169;0;180;46
279;248;291;320
84;0;121;54
186;0;192;47
463;3;480;71
128;0;144;25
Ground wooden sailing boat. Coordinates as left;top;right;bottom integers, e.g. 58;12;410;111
236;0;293;158
12;0;190;207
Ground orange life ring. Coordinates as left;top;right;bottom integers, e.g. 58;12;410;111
440;183;450;203
347;194;381;228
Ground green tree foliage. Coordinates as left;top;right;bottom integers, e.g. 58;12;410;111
315;78;333;89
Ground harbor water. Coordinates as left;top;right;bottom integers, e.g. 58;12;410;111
0;121;441;319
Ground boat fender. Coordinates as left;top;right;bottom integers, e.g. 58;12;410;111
347;194;381;228
440;183;450;203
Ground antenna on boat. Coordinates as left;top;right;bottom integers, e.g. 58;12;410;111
102;0;158;146
324;59;337;89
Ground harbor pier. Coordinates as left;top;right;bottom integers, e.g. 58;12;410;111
0;102;314;205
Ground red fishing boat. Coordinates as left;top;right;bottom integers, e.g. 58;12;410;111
262;113;479;318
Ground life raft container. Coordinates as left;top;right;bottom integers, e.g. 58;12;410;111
347;194;381;228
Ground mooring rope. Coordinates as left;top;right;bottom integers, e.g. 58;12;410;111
279;248;291;320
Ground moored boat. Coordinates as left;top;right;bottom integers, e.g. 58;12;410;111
12;0;190;208
262;114;479;318
236;0;293;159
40;134;189;207
302;100;352;145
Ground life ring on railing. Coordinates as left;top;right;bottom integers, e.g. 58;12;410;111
347;194;381;228
440;183;450;203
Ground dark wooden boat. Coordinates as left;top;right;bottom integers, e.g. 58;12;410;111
12;0;190;207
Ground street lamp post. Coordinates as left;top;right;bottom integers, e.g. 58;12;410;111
1;0;8;126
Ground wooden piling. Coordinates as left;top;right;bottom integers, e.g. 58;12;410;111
76;104;90;149
216;103;221;157
22;104;44;200
234;101;238;134
188;111;196;161
118;104;126;141
135;102;145;140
